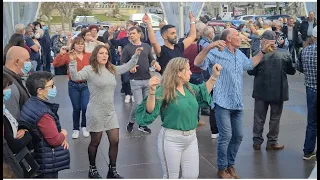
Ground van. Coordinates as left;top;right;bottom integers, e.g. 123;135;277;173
129;13;167;31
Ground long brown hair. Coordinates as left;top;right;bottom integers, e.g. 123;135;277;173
90;45;115;75
161;57;195;109
70;37;85;53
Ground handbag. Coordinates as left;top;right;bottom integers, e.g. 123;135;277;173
14;146;40;178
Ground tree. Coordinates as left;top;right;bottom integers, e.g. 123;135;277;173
53;2;80;31
73;8;92;20
39;2;57;29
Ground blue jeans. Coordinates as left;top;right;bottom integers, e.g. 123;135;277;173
214;104;243;170
303;87;317;155
68;80;89;130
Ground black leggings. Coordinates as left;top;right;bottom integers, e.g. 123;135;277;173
88;128;120;166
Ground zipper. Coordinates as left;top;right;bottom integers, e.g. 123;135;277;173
52;148;55;170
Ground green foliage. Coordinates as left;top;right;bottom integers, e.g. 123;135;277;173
73;8;93;20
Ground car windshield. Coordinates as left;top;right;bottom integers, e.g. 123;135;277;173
74;17;84;23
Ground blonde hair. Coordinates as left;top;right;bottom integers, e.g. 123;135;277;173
161;57;195;109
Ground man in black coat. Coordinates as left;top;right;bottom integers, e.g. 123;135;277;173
247;31;296;151
283;17;300;62
300;11;317;47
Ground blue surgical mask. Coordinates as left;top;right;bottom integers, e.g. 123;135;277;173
43;26;48;31
62;34;66;38
3;89;12;102
46;86;57;100
21;62;32;74
3;105;6;113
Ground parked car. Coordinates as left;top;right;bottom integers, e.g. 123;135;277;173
207;21;237;35
148;7;163;14
129;13;167;31
235;15;270;21
208;20;241;28
266;15;302;23
72;16;110;31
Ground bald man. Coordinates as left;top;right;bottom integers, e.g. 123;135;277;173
4;46;32;120
194;28;275;178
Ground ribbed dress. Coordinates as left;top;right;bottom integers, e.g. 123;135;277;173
69;54;139;132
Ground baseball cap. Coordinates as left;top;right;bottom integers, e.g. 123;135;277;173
312;26;317;38
261;30;276;40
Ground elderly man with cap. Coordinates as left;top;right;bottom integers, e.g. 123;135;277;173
297;26;317;160
247;30;296;152
3;46;32;120
194;28;275;179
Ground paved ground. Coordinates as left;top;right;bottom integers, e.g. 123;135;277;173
52;72;316;179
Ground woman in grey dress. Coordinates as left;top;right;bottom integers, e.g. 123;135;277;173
69;45;143;179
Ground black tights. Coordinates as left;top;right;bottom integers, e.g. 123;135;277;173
88;128;120;166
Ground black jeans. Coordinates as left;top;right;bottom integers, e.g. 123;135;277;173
209;107;219;134
121;72;132;95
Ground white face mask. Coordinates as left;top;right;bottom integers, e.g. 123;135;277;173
36;27;41;30
35;33;40;39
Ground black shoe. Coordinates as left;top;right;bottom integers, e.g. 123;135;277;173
201;108;210;116
107;165;124;179
138;126;151;133
126;122;134;133
303;152;316;160
88;165;102;179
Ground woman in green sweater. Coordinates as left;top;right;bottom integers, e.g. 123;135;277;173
136;57;222;178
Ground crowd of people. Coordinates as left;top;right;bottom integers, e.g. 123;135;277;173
2;10;317;179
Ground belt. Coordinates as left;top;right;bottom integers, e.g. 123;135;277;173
70;80;87;84
163;127;196;136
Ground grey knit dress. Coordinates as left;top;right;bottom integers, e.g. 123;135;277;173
69;54;139;132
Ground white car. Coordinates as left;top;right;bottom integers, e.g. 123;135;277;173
129;13;167;31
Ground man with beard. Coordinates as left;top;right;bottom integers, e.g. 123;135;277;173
143;12;196;74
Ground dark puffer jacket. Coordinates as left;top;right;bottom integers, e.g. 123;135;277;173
300;18;317;41
247;49;296;102
19;97;70;174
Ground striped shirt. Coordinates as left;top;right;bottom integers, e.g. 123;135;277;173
300;43;317;92
198;47;254;110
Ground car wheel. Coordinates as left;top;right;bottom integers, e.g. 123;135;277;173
75;26;81;31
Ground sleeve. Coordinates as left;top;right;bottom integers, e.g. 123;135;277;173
247;65;258;76
25;38;35;48
37;114;65;147
69;60;92;81
110;39;120;47
189;82;212;108
3;117;31;154
135;87;164;127
178;41;185;53
241;52;254;71
121;46;130;63
115;54;139;75
52;53;70;67
257;29;264;36
197;49;216;71
295;49;304;73
148;45;155;64
285;52;296;75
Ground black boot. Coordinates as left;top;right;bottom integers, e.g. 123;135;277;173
107;164;124;179
88;165;102;179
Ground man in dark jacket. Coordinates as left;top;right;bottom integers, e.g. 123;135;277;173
283;17;300;62
247;31;296;151
300;11;317;47
4;46;32;120
39;23;53;72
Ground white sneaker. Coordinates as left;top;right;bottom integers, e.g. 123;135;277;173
131;95;135;102
211;133;219;139
72;130;80;139
124;95;131;103
82;127;90;137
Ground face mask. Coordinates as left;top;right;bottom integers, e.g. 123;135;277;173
30;32;34;38
43;26;48;31
36;27;41;30
272;26;277;31
242;27;248;32
62;34;66;38
3;89;12;102
35;33;40;39
46;86;57;100
21;61;32;74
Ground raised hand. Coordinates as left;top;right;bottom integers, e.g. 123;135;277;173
212;64;222;79
135;47;144;55
208;40;226;51
152;62;161;72
142;13;151;24
149;75;160;93
69;50;77;61
189;11;195;22
130;65;139;73
261;40;276;53
60;46;68;55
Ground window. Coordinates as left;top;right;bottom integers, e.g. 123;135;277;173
86;17;98;23
242;16;252;20
74;17;84;23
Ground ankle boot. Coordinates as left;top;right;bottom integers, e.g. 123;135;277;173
88;165;102;179
107;164;124;179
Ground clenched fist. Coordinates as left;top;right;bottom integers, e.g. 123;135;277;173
212;64;222;79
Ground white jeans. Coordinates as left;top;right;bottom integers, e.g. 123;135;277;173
157;127;199;179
